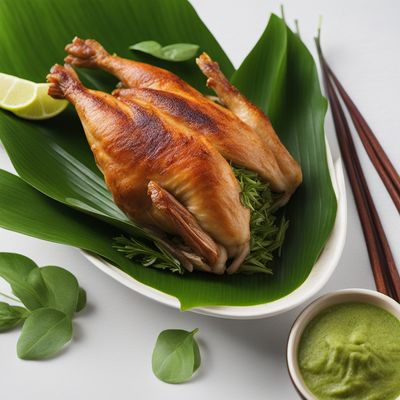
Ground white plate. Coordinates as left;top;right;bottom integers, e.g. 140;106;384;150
81;141;347;319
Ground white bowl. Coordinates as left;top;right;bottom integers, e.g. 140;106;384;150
286;288;400;399
81;141;347;319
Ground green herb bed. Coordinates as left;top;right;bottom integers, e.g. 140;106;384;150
0;0;337;310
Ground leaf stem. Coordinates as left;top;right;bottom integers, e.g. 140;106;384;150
0;291;21;303
295;19;301;37
280;4;286;22
191;328;199;336
316;15;323;44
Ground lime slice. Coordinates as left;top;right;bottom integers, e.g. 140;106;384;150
14;83;68;120
0;73;68;120
0;72;37;111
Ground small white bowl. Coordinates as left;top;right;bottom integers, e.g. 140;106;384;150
286;288;400;400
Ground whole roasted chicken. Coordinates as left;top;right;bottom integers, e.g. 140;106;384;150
47;37;302;275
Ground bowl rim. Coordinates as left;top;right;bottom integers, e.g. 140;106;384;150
80;140;347;319
286;288;400;400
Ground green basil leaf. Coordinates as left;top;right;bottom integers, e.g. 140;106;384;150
0;302;29;332
160;43;200;61
130;40;162;54
152;328;200;384
27;268;49;305
76;287;87;312
17;308;73;360
0;253;43;310
36;266;80;318
130;41;199;62
0;254;83;317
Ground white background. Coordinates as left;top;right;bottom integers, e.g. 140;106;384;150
0;1;399;399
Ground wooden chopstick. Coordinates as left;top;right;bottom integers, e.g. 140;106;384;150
326;66;400;212
316;39;400;302
324;71;392;297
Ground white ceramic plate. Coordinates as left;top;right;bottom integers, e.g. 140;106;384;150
81;140;347;319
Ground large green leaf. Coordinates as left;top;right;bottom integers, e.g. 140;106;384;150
0;0;233;92
231;15;337;297
0;2;337;309
0;0;233;236
0;111;142;235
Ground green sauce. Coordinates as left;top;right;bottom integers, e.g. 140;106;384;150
298;302;400;400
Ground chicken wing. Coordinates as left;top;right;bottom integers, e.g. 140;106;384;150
64;37;302;205
47;64;249;274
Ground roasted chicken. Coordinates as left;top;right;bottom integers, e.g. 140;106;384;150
47;37;302;275
64;38;302;205
47;64;249;274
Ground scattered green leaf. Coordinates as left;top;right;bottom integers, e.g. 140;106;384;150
0;253;43;310
0;252;86;359
0;302;29;332
152;328;200;384
130;41;199;62
36;266;80;318
0;253;83;316
26;267;49;305
17;308;73;360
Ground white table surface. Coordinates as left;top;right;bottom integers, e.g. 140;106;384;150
0;1;399;399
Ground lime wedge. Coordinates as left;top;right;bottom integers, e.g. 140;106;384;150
14;83;68;120
0;72;36;111
0;73;16;102
0;73;68;120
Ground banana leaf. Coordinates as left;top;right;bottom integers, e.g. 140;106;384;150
231;15;337;297
0;0;233;92
0;0;233;234
0;0;337;309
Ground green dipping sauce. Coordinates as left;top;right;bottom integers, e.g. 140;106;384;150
298;302;400;400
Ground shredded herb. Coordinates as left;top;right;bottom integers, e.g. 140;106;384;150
233;165;288;274
113;167;288;274
113;236;184;274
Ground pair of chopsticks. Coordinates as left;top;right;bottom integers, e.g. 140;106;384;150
315;36;400;302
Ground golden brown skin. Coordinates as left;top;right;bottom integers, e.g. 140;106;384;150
196;53;302;205
47;64;249;274
64;37;302;205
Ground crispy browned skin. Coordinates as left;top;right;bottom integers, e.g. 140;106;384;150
65;37;302;205
196;53;302;205
47;64;249;274
112;86;288;193
65;38;199;96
